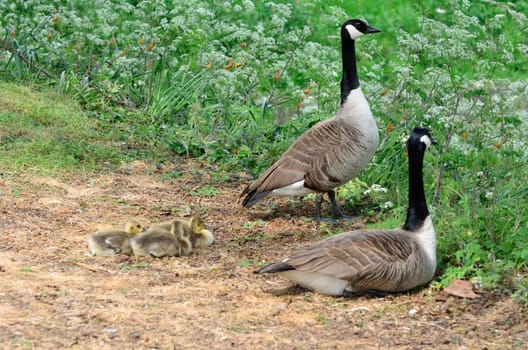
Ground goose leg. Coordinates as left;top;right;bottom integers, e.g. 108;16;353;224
315;193;341;222
327;190;343;219
328;190;357;221
314;194;324;221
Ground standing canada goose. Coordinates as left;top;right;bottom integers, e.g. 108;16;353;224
131;221;193;258
254;127;436;297
240;19;381;220
87;220;143;256
149;215;214;249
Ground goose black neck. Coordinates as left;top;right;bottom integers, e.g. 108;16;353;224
403;143;429;231
340;34;359;105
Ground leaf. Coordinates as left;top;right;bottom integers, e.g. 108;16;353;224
443;279;480;299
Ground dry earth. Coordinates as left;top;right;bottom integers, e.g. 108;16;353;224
1;160;526;349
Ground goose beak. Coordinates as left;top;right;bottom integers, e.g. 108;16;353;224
366;25;381;34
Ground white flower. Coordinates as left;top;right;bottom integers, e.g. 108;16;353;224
371;184;387;193
382;201;394;209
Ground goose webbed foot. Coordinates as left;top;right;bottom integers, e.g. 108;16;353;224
314;191;358;222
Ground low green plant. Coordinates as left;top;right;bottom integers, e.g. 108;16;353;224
116;261;148;271
237;257;262;268
315;314;328;326
242;220;267;229
190;185;218;197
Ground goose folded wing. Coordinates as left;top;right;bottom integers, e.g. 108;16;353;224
244;119;347;194
284;230;417;283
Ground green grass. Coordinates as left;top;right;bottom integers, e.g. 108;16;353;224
0;81;139;174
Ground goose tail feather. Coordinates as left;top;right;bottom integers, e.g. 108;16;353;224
241;190;270;208
254;262;295;274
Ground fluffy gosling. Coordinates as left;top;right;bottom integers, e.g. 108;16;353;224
87;220;143;256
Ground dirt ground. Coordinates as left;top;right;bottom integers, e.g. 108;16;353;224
1;160;526;349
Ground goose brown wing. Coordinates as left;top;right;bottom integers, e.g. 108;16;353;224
284;229;417;281
241;118;346;198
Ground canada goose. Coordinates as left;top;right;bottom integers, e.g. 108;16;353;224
131;221;193;258
240;19;381;220
149;215;213;249
254;127;436;297
87;221;143;256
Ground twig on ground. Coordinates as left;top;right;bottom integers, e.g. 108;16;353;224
73;261;111;273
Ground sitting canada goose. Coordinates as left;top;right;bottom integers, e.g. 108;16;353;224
240;19;381;220
87;220;143;256
254;127;436;297
131;221;192;258
149;215;213;248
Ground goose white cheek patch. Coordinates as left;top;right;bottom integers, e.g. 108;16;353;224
345;24;364;40
420;135;432;148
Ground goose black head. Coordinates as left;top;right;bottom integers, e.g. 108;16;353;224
342;19;381;41
408;127;436;151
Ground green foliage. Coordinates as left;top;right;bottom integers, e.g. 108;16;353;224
190;185;218;197
116;261;149;271
315;314;329;326
237;257;262;268
0;0;527;293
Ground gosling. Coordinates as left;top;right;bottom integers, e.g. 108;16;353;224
87;220;143;256
149;215;213;249
131;221;192;258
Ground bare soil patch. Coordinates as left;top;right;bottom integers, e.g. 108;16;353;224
1;160;526;349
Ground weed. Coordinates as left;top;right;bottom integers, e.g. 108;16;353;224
116;261;149;271
242;220;267;229
315;314;328;326
161;171;182;180
227;324;249;334
237;257;263;268
190;185;218;197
